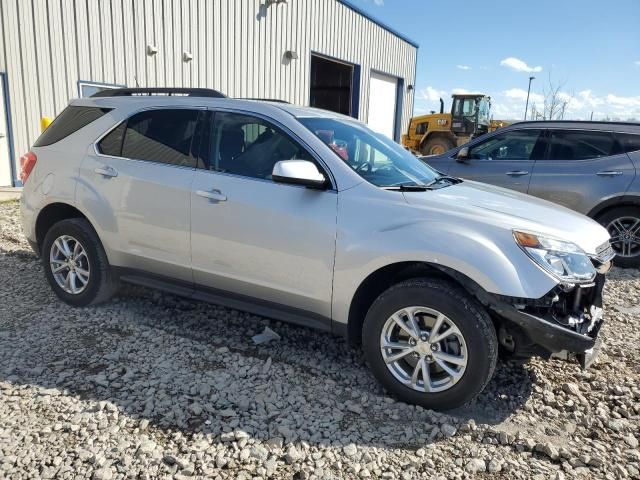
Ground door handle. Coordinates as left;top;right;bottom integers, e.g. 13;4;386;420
196;189;227;202
506;170;529;176
0;133;5;139
596;171;623;176
94;166;118;178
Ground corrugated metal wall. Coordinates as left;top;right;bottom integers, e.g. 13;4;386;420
0;0;417;185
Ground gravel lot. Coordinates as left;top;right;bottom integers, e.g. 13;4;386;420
1;199;639;480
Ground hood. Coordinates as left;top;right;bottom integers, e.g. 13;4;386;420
402;180;610;256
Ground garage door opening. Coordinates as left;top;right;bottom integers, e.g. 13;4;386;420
309;54;355;117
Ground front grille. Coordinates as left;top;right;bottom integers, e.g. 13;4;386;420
594;241;615;263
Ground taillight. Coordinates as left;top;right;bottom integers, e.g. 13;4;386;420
20;151;37;184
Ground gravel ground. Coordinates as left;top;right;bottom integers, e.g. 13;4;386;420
1;199;639;480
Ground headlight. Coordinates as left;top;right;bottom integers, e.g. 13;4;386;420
513;231;596;283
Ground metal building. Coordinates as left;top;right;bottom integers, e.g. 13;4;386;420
0;0;418;187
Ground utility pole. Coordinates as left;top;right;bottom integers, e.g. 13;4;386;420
524;76;535;120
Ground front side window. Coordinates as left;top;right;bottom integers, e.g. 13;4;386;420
120;109;199;166
300;117;439;187
209;112;315;180
547;130;617;161
468;129;544;161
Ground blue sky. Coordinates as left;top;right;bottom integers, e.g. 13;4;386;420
352;0;640;120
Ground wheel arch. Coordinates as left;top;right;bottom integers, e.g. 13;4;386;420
346;261;493;345
35;202;90;251
587;195;640;219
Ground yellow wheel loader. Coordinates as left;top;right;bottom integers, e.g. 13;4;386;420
402;94;509;156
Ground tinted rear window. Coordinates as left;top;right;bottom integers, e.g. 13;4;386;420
121;109;199;167
616;132;640;154
34;106;112;147
547;130;617;160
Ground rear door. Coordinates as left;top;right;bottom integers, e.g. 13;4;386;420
77;107;201;282
528;129;635;214
447;128;545;192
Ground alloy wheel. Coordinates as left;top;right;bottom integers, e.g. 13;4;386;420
380;306;468;393
606;216;640;258
49;235;91;294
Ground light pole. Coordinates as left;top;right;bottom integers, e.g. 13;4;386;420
524;76;535;120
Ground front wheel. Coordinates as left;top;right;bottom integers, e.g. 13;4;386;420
362;278;498;410
421;137;455;156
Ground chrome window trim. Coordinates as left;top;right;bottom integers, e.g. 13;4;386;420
192;167;338;194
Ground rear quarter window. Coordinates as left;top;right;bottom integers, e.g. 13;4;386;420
34;106;112;147
616;132;640;154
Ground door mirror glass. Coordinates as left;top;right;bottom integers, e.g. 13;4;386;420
456;147;469;162
272;160;327;188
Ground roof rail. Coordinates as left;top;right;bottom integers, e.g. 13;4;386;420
240;98;290;104
91;87;226;98
514;119;640;127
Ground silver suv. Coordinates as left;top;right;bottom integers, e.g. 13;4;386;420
20;88;614;409
424;121;640;267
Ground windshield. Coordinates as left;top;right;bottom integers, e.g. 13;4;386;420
299;117;440;187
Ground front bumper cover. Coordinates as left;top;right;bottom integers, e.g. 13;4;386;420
492;301;603;354
488;272;607;366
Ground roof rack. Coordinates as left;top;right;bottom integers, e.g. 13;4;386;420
91;87;226;98
515;119;640;127
240;98;290;104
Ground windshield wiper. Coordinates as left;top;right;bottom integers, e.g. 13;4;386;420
383;183;431;191
425;175;463;187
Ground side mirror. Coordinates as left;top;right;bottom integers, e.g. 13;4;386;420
272;160;328;189
456;147;470;162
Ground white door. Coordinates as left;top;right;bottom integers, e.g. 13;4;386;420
0;79;11;187
367;72;398;139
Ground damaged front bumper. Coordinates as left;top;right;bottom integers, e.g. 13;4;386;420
489;271;608;369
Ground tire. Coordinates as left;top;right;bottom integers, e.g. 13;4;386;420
362;278;498;410
596;207;640;268
421;137;456;156
42;218;119;306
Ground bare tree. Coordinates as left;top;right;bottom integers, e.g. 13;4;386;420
542;73;573;120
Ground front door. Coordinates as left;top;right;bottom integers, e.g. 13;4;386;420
448;128;546;193
77;108;200;282
190;111;337;321
529;129;635;214
0;77;11;187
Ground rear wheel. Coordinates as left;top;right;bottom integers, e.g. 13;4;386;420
421;137;455;156
42;218;119;306
362;278;498;410
597;207;640;268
